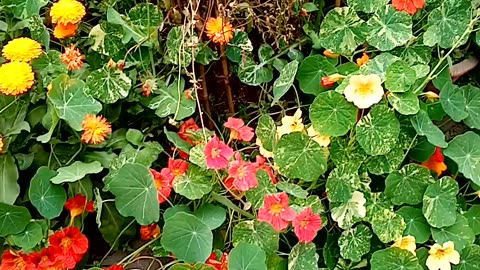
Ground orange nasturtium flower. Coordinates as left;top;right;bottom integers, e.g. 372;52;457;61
323;50;340;58
421;147;447;177
61;44;84;71
392;0;424;15
2;37;42;62
81;114;112;144
0;61;35;96
356;53;369;67
139;224;160;240
205;17;234;45
64;194;94;220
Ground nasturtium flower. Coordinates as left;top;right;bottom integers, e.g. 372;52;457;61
205;17;234;45
178;118;199;145
33;246;69;270
256;138;274;158
292;207;322;243
323;50;339;58
81;114;111;144
64;194;94;220
48;226;88;265
61;44;83;71
204;135;234;170
139;223;160;240
205;252;228;270
150;169;172;204
426;241;460;270
392;0;424;15
2;37;42;62
0;136;3;154
50;0;86;25
331;191;367;229
277;109;304;137
356;53;369;67
53;23;78;39
307;126;330;147
344;74;384;109
421;147;447;177
0;250;37;270
423;91;440;101
161;159;188;181
392;235;416;255
258;192;296;231
228;153;258;191
321;74;345;88
224;117;254;142
0;61;35;96
254;155;277;184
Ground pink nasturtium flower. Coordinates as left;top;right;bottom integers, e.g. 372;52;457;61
150;169;172;204
224;117;254;142
292;207;322;243
161;159;188;180
204;136;234;169
258;192;296;231
228;153;258;191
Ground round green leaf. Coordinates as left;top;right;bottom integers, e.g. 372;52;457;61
11;222;43;249
50;161;103;184
229;242;267;270
128;3;163;27
0;154;19;205
385;164;434;206
164;26;195;67
440;84;468;122
453;244;480;270
28;167;66;219
288;243;319;270
366;5;412;51
318;7;367;55
245;170;277;209
276;182;308;199
237;59;273;86
347;0;388;13
109;163;159;225
164;205;192;221
396;206;431;244
193;204;226;230
356;104;400;156
387;91;420;115
309;91;358;137
173;165;213;200
444;132;480;186
326;164;360;203
370;248;423;270
274;133;328;182
338;224;372;262
2;0;47;20
367;202;406;243
226;30;253;63
411;110;448;148
85;67;132;104
148;77;196;121
330;138;367;168
423;176;458;228
255;115;276;152
161;212;213;264
431;214;475;251
460;85;480;130
385;60;416;93
272;60;298;104
232;220;279;254
48;74;102;131
296;55;336;95
0;203;31;236
464;205;480;235
366;148;404;175
360;53;400;81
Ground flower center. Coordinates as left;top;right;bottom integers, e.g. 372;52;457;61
154;179;162;189
237;166;246;178
269;203;283;215
60;237;73;250
172;169;182;177
211;147;220;158
300;219;309;229
14;258;26;269
356;83;373;96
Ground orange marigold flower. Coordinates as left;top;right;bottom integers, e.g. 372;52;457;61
392;0;424;15
0;61;35;96
53;23;78;39
421;147;447;177
139;224;160;240
356;53;369;67
81;114;111;144
2;37;42;62
50;0;86;25
61;44;83;71
205;17;234;45
64;194;94;219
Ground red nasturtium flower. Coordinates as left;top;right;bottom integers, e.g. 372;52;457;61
292;207;322;243
224;117;254;142
204;136;234;170
205;252;228;270
139;223;161;240
227;153;258;191
48;226;88;266
33;246;69;270
421;147;447;177
178;118;199;145
255;156;277;184
150;169;173;204
258;192;296;232
0;250;37;270
103;265;124;270
64;194;94;219
161;159;188;181
392;0;424;15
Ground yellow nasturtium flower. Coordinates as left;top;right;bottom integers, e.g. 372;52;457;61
426;241;460;270
344;74;384;109
392;236;416;255
277;109;304;137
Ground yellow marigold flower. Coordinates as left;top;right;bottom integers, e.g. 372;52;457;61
344;74;384;109
61;44;84;70
53;23;78;39
392;236;416;255
356;53;369;67
0;136;3;154
277;109;304;137
2;37;42;62
426;241;460;270
50;0;86;25
0;62;35;96
307;126;330;147
256;138;274;158
205;17;234;45
81;114;112;144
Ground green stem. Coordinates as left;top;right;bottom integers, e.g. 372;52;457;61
100;219;136;264
117;237;159;265
0;97;18;115
211;192;255;219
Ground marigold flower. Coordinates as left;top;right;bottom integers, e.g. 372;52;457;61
64;194;94;219
81;114;111;144
356;53;369;67
48;226;88;265
50;0;86;25
344;74;384;109
0;250;37;270
178;118;199;145
224;117;255;142
2;37;42;62
392;235;416;255
139;223;160;240
228;153;258;191
160;159;188;181
61;44;83;71
421;147;447;177
258;192;296;231
204;135;234;170
53;23;78;39
150;169;172;204
0;136;3;154
307;126;330;147
104;265;124;270
392;0;424;15
323;50;340;58
205;252;228;270
205;17;234;45
277;109;304;137
292;207;322;243
255;138;274;159
426;241;460;270
0;61;35;96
